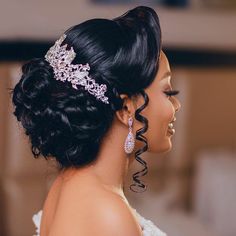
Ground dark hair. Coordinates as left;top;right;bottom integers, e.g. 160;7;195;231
10;6;162;193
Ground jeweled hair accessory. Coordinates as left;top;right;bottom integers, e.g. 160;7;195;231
45;34;109;104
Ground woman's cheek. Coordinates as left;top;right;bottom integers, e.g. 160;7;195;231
157;94;172;119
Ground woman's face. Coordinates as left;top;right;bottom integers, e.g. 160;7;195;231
135;50;181;154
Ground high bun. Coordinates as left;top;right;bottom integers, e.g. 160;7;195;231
10;5;162;192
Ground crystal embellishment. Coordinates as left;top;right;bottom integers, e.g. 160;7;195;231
124;117;135;154
45;34;109;104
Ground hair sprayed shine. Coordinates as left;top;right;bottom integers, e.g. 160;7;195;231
10;6;162;193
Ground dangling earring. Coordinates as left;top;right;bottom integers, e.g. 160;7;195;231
124;116;135;154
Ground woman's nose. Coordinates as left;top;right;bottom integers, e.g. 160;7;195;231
175;98;181;112
171;96;181;112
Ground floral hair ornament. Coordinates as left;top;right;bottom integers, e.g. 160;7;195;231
45;34;109;104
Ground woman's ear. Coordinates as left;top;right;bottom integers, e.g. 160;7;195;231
115;94;137;126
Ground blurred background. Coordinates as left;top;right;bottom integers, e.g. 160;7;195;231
0;0;236;236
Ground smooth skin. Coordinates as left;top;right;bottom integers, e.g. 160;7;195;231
40;50;181;236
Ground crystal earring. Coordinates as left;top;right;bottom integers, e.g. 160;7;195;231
124;117;135;154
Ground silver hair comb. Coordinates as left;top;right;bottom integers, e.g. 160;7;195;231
45;34;109;104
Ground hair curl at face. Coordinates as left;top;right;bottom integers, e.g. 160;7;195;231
10;5;162;193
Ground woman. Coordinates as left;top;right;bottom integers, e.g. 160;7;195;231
11;5;181;236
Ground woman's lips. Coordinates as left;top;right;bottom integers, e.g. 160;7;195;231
167;122;175;135
167;127;175;135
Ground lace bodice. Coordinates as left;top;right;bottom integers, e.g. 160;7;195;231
32;208;167;236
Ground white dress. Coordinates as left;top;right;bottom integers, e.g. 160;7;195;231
32;208;167;236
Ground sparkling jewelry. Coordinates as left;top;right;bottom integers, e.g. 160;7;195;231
45;34;109;104
168;123;174;129
124;117;135;154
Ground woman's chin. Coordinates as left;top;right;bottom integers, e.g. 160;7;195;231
161;140;172;154
163;134;174;152
150;139;172;154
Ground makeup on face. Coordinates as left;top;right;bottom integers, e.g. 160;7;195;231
160;71;180;137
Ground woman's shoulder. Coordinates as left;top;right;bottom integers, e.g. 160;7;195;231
45;171;142;235
49;199;142;235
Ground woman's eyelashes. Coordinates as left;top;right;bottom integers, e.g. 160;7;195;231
163;90;180;98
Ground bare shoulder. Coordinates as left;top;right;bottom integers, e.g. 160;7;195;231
49;182;142;236
90;191;143;236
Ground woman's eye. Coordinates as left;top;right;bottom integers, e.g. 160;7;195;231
163;90;180;98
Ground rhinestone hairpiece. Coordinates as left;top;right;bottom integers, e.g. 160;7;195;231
45;34;109;104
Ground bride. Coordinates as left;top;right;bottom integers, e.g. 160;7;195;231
11;5;181;236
